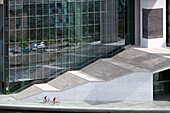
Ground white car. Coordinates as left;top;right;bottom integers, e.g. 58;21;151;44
37;42;47;49
32;42;47;51
32;44;37;51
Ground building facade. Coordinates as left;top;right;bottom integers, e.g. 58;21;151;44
0;0;134;93
1;0;170;101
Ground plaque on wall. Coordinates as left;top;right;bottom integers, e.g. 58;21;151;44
143;8;163;39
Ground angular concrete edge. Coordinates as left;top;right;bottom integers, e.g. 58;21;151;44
69;71;104;82
34;83;60;92
47;71;89;91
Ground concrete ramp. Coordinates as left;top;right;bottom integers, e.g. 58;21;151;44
13;71;103;100
13;47;170;101
13;85;43;100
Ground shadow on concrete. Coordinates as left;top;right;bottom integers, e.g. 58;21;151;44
153;53;170;56
0;92;4;95
0;110;168;113
154;94;170;101
84;100;121;105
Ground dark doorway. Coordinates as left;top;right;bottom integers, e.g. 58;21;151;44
153;69;170;100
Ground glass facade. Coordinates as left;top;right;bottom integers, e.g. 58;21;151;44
153;70;170;96
0;1;3;92
0;0;134;93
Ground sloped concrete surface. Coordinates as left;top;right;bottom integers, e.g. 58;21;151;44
81;60;133;81
13;47;170;100
114;48;170;72
48;72;89;91
13;85;43;100
103;58;149;72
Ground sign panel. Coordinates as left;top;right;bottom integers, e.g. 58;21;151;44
143;8;163;39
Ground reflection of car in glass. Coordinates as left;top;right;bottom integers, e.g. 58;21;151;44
37;42;47;49
23;48;31;53
31;42;47;51
9;48;22;54
14;49;22;53
32;44;37;51
9;48;14;52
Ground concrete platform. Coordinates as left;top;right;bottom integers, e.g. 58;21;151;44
1;94;170;112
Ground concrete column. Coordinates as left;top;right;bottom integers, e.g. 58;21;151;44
100;0;119;44
0;0;3;4
135;0;140;45
140;0;166;48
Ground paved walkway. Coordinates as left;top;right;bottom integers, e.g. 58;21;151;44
0;94;170;112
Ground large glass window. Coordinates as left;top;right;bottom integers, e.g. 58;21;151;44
5;0;128;93
154;70;170;96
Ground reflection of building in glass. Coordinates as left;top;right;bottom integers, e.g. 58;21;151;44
0;0;133;93
6;0;170;102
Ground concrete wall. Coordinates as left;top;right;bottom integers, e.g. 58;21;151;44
25;72;153;102
140;0;166;48
135;0;140;45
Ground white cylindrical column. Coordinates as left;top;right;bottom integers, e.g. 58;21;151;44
140;0;166;48
0;0;3;4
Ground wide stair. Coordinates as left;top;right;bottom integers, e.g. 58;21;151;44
13;47;170;100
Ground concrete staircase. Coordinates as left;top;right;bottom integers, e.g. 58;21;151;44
13;47;170;101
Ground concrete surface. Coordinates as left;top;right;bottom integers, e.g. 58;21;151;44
1;94;170;112
25;72;153;102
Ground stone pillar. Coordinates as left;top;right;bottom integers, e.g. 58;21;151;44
140;0;166;48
